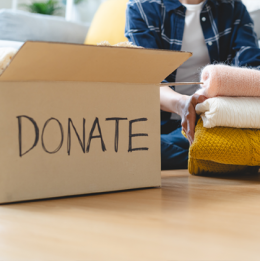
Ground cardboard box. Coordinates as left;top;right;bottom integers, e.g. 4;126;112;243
0;42;191;203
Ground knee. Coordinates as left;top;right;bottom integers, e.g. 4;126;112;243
160;135;189;170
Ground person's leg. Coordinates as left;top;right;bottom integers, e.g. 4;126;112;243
161;126;190;170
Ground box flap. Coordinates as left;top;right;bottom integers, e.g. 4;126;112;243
0;41;192;84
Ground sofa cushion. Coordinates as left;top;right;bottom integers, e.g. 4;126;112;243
85;0;128;45
0;9;89;44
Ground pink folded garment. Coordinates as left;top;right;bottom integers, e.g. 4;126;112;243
196;64;260;98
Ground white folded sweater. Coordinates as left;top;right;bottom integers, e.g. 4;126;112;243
195;97;260;128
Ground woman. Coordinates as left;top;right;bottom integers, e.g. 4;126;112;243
125;0;260;169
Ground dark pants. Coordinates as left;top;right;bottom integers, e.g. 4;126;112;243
161;120;189;170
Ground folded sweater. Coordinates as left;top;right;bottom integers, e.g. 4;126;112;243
188;158;258;175
0;47;18;76
195;97;260;128
196;64;260;98
183;119;260;174
190;119;260;166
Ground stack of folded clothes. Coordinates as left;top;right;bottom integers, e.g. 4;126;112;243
186;64;260;175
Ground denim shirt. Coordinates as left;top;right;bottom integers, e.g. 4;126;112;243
125;0;260;121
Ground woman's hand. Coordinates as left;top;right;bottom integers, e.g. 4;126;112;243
180;94;207;144
160;87;207;144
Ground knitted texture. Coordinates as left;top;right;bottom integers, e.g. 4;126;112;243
196;64;260;98
195;97;260;129
188;158;258;175
183;119;260;175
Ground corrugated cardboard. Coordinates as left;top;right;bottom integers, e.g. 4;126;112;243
0;42;191;203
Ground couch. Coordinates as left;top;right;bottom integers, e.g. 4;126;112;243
0;3;260;48
0;9;89;44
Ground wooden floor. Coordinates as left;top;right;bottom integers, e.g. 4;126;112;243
1;170;260;260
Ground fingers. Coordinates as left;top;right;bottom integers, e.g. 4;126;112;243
181;94;207;145
182;118;195;145
191;94;208;106
181;111;195;145
197;95;208;103
187;116;195;144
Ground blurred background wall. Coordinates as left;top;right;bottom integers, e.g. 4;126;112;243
0;0;259;25
0;0;109;24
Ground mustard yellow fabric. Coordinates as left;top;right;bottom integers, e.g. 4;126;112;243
183;119;260;175
85;0;128;45
188;158;258;175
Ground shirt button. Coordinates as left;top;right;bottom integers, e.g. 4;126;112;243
208;41;212;46
202;17;206;22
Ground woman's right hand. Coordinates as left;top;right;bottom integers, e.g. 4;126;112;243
160;87;207;144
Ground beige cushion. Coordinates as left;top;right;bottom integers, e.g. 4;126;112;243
85;0;128;45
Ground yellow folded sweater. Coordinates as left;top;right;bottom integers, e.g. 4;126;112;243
184;119;260;175
188;158;258;175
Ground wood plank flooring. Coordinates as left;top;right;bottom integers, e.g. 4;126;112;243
1;170;260;260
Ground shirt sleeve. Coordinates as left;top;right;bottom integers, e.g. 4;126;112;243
125;0;162;49
125;1;173;85
231;3;260;69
